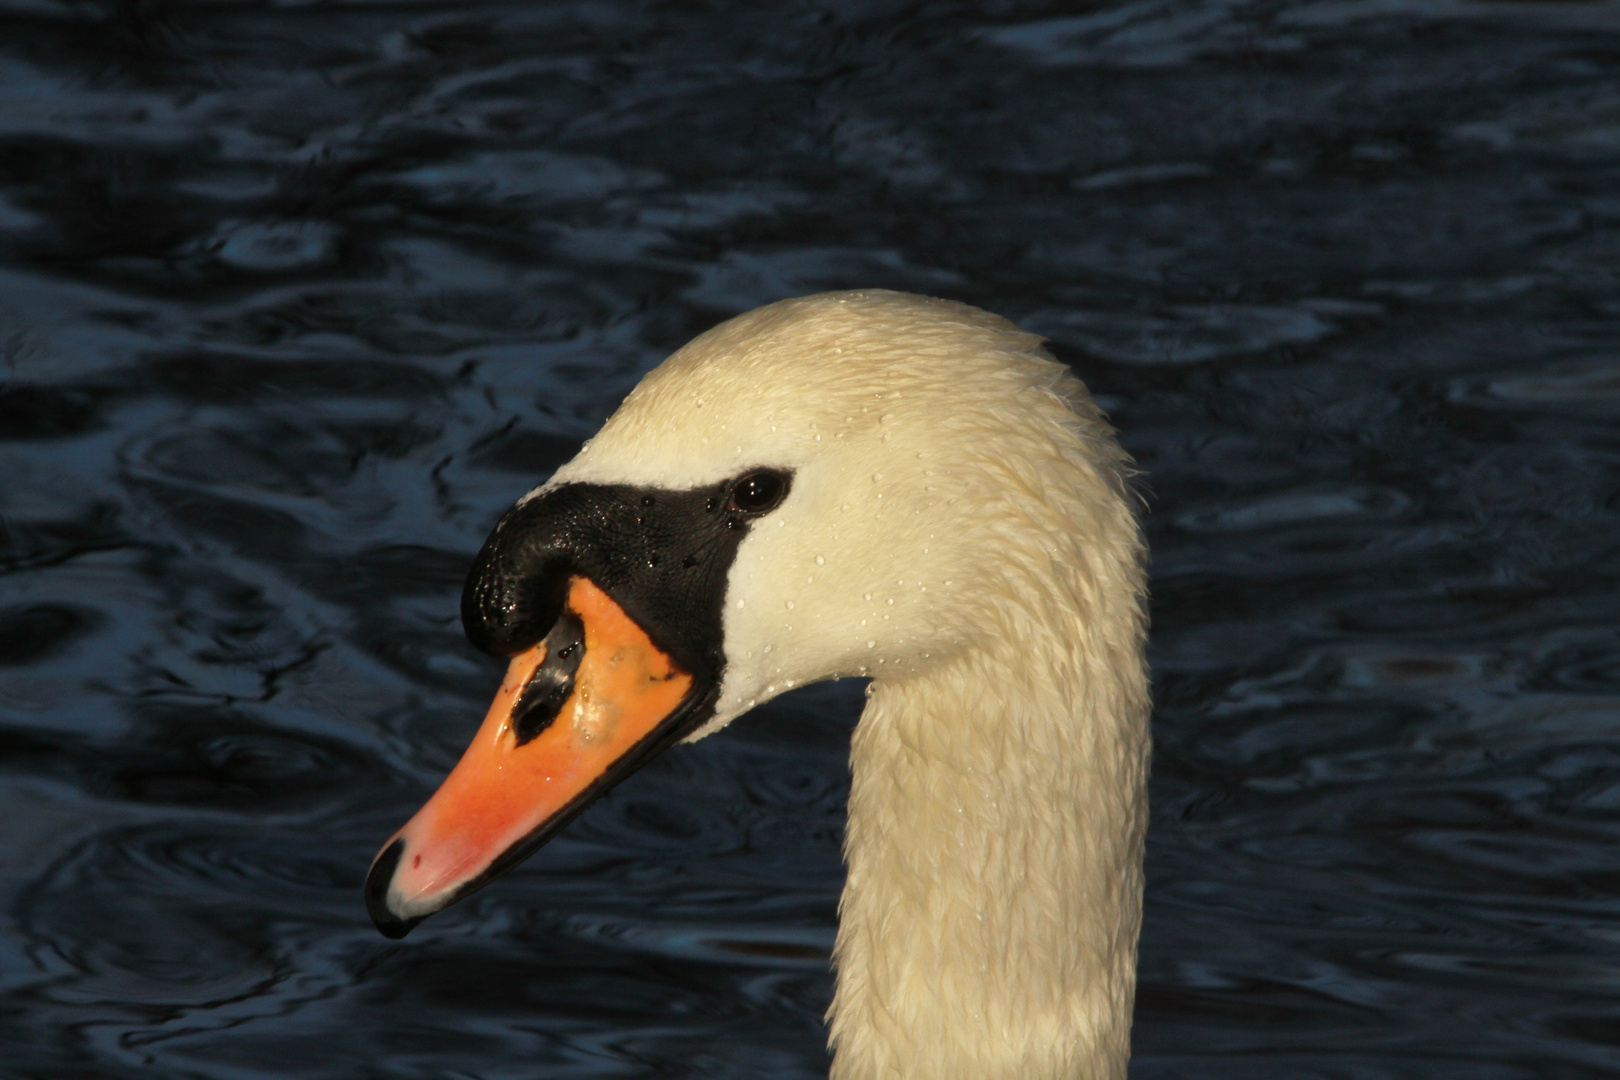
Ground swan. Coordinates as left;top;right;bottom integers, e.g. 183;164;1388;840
365;290;1150;1080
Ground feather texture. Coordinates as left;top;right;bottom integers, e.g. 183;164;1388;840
538;290;1150;1079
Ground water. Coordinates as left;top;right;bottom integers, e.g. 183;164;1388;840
1;1;1617;1075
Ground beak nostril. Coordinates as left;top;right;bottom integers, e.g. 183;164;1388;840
512;607;587;746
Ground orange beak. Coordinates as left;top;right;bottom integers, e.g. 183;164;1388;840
366;576;694;936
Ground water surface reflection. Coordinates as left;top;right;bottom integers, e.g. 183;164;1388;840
1;1;1618;1075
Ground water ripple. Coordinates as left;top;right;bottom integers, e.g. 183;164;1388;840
1;1;1618;1076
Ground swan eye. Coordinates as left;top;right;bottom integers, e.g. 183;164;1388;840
727;469;789;515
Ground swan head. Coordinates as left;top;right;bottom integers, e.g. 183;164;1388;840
366;289;1134;937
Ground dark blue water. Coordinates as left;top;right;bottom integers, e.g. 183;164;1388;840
1;1;1618;1076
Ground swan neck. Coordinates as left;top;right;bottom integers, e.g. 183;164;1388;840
828;636;1149;1080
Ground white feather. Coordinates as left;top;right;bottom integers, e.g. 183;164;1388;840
547;290;1149;1080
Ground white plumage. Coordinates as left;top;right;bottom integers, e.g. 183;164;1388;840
534;290;1150;1079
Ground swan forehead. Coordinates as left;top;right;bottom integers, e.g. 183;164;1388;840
545;290;1038;492
552;396;811;491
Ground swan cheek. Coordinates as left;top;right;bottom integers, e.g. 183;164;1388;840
365;577;694;938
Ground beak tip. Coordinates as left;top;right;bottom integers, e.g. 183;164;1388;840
365;837;424;940
372;912;422;940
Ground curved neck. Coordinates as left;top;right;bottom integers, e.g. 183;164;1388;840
827;629;1149;1080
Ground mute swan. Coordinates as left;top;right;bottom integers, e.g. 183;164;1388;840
366;290;1150;1080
